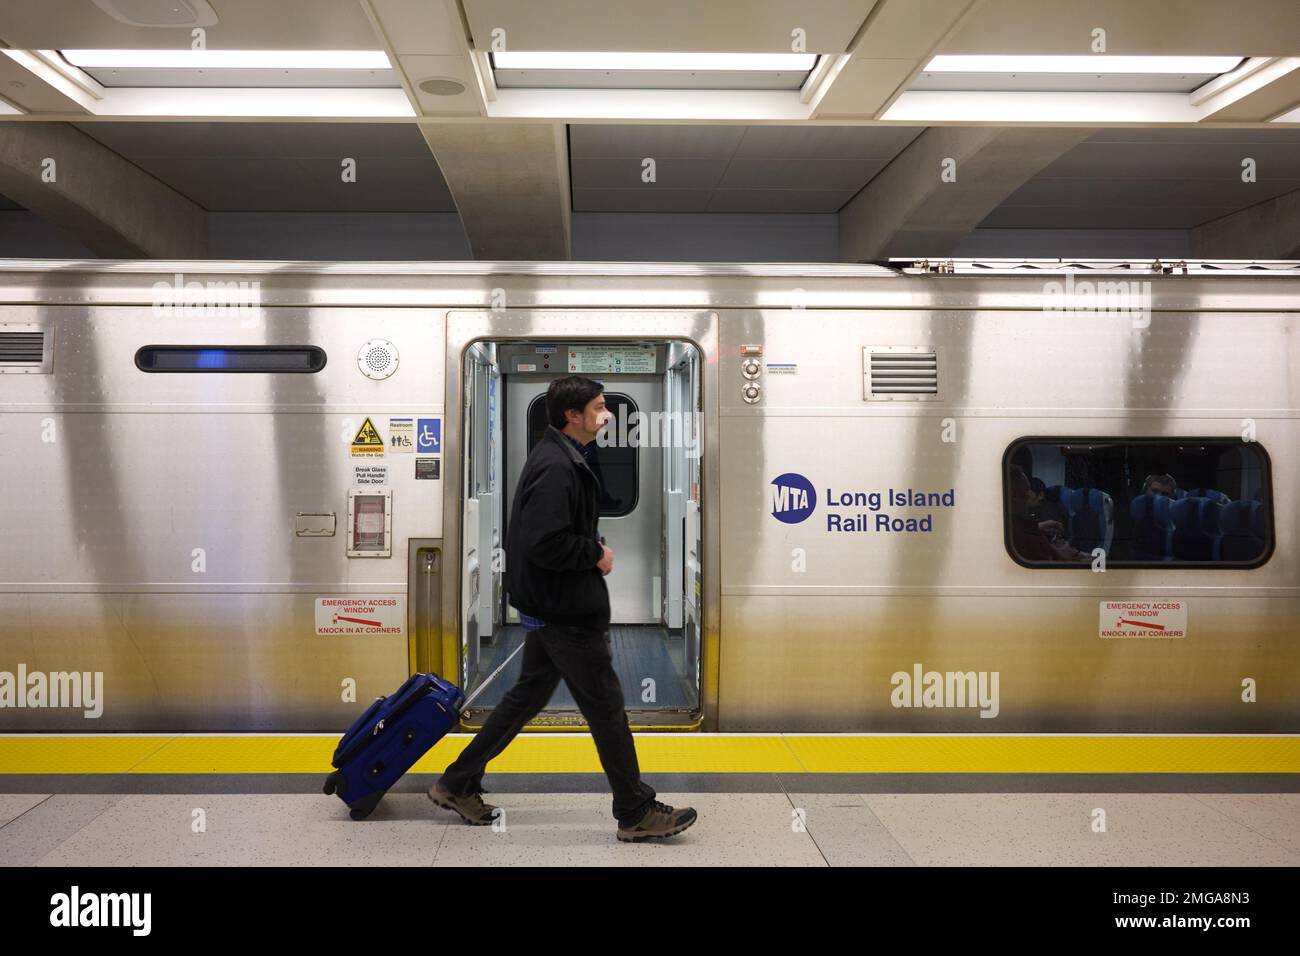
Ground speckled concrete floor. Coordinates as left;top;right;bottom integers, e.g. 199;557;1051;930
2;791;1297;866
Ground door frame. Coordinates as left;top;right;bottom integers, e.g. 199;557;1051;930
440;310;721;731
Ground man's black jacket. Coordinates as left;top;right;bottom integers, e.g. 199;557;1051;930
505;424;610;630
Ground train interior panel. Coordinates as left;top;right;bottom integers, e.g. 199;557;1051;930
457;338;703;727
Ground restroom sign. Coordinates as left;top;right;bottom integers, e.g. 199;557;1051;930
1099;601;1187;638
316;596;405;635
388;418;414;453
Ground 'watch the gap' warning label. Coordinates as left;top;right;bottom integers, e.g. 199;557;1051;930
350;417;385;458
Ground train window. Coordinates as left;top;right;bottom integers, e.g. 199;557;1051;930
526;392;638;518
1003;438;1273;569
135;345;326;373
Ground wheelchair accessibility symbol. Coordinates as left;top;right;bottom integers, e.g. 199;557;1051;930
417;418;441;453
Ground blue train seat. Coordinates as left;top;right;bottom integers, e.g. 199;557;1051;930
1063;487;1113;555
1130;493;1173;560
1219;499;1265;562
1170;496;1222;561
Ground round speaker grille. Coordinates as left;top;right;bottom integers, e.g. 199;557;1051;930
358;339;399;380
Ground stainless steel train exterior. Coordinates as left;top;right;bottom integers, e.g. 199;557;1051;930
0;259;1296;733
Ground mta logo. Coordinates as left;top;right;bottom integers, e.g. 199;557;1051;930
770;472;816;524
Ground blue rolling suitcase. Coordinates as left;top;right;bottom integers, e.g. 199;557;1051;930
323;643;524;820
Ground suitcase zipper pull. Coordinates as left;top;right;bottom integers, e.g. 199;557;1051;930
372;719;385;736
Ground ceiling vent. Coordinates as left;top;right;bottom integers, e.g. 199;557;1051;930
0;325;52;374
419;77;466;96
864;346;937;400
90;0;218;27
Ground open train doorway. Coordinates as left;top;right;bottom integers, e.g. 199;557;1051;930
443;313;715;730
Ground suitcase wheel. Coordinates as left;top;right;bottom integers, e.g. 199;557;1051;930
322;770;344;797
348;792;384;821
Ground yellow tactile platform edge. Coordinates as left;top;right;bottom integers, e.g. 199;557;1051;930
2;735;1299;775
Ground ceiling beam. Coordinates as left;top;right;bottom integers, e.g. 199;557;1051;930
0;49;101;114
1192;57;1300;122
810;0;983;120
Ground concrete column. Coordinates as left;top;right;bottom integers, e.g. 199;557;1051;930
839;126;1093;261
420;122;570;260
0;122;207;258
1190;188;1300;259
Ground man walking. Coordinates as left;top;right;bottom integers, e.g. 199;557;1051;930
429;375;698;842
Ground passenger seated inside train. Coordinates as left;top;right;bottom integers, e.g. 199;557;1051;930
1008;439;1271;566
1143;473;1177;499
1027;477;1070;532
1007;465;1088;563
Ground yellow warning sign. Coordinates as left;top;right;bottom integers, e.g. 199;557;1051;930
350;417;385;457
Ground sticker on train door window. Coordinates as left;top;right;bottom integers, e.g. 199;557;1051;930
1098;601;1187;638
315;596;405;635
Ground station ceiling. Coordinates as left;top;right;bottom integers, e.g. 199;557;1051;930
0;1;1297;258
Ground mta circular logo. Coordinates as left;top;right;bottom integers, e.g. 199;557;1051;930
770;472;816;524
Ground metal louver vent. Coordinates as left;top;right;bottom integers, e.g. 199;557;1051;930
864;347;937;400
0;326;51;373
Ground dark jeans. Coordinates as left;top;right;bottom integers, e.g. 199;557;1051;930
439;624;657;826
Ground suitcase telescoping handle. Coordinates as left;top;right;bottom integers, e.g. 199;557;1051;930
459;639;527;713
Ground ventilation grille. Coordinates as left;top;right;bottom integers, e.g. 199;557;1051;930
864;347;937;400
0;327;50;373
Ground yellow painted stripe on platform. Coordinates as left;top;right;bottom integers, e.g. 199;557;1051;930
785;736;1300;774
1;735;1298;775
131;736;337;774
0;736;173;774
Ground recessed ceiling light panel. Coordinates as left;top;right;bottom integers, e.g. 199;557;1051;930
491;51;818;90
925;55;1244;74
58;50;397;89
62;50;391;69
916;55;1245;93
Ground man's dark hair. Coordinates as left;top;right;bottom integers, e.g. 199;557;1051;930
1142;473;1177;495
546;375;604;429
1029;476;1047;495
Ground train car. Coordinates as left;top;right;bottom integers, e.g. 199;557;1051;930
0;258;1295;734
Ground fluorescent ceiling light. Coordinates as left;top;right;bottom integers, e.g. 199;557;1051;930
61;50;391;70
493;51;816;72
491;51;818;90
924;55;1243;74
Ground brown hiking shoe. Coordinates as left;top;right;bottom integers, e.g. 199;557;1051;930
427;780;498;825
617;800;698;842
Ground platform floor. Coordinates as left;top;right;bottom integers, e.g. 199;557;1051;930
2;733;1298;866
2;788;1299;867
